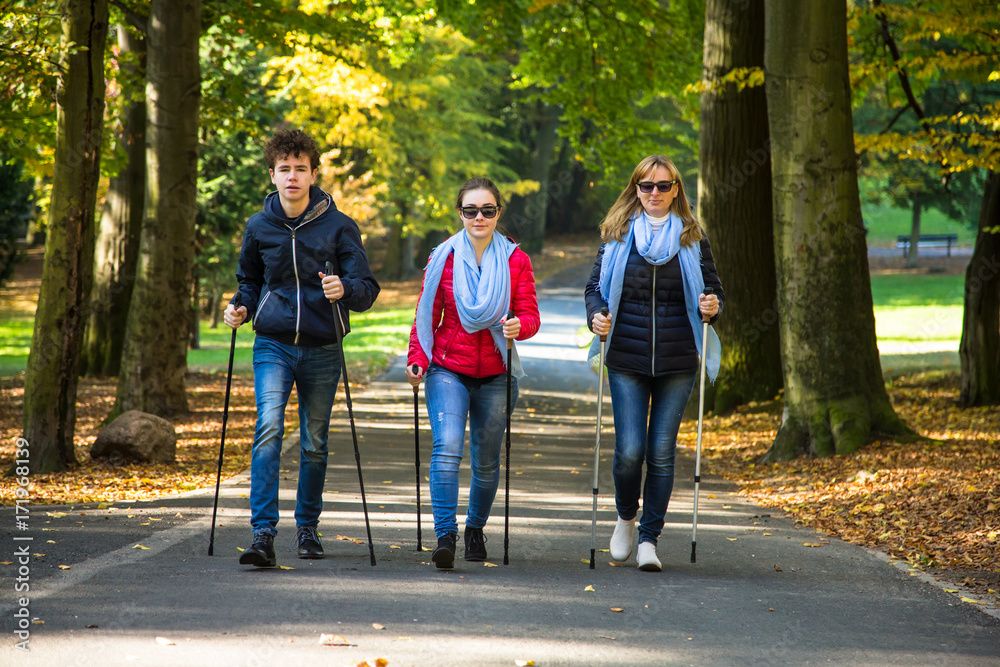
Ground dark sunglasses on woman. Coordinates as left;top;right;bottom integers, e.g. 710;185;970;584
637;180;676;194
460;205;501;219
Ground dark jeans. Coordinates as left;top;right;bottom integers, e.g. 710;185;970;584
608;369;696;545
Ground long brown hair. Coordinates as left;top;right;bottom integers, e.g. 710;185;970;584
599;155;702;246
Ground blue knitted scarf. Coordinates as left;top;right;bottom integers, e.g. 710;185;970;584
415;230;524;378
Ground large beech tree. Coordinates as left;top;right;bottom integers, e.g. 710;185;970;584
116;0;201;417
22;0;109;472
697;0;782;413
763;0;916;461
959;172;1000;406
81;23;146;378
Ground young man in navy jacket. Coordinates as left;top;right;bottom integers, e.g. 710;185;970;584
224;129;380;567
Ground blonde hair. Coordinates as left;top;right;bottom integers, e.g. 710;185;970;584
599;155;703;246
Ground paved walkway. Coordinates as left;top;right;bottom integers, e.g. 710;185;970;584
2;264;998;666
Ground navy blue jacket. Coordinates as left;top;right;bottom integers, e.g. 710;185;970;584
233;186;380;347
584;237;724;376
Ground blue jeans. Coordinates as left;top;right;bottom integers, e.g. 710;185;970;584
424;364;518;538
249;336;341;536
608;369;696;546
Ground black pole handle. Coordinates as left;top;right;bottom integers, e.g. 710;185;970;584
505;309;515;350
599;306;609;342
701;286;714;323
411;364;420;393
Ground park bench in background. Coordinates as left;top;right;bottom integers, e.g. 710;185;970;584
896;233;959;257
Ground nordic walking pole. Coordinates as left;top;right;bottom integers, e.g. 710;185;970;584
326;262;377;566
691;287;714;564
589;306;609;570
411;364;423;552
208;292;241;556
503;308;515;565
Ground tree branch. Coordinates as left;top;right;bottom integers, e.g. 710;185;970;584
110;0;148;34
872;0;926;125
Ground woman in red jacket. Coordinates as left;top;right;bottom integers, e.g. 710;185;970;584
406;177;540;569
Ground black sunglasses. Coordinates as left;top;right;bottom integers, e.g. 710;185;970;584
459;205;501;219
637;180;677;194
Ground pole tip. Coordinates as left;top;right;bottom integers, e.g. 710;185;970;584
690;542;697;563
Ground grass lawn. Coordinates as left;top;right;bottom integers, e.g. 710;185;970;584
861;200;976;248
189;308;413;376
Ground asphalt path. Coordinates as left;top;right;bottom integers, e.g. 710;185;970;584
2;262;998;666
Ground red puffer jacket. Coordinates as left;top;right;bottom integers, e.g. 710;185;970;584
407;247;540;378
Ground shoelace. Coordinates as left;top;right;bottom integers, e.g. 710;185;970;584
469;530;487;549
251;533;272;549
291;525;320;549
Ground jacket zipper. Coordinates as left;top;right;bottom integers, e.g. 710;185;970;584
289;226;302;345
253;291;272;330
651;264;657;375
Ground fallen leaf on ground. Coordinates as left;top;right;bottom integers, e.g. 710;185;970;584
484;562;498;567
133;544;150;550
336;535;364;544
584;585;595;592
276;565;295;570
598;635;616;640
726;538;738;542
390;545;401;549
801;542;822;548
598;548;609;552
774;565;782;572
515;660;535;666
372;622;386;630
237;547;245;552
608;561;623;567
46;512;68;518
707;494;717;498
318;634;351;646
944;588;959;593
58;565;71;570
610;607;624;613
155;637;175;646
960;596;984;605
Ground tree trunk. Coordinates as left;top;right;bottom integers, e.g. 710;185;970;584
21;0;108;473
81;25;145;377
698;0;782;414
116;0;200;417
382;201;418;281
189;267;200;349
959;171;1000;406
762;0;918;461
906;192;921;269
509;101;559;254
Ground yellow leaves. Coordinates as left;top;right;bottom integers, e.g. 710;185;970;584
132;544;150;550
609;607;624;613
58;564;71;570
372;623;386;631
276;565;295;570
155;636;176;646
483;562;498;567
515;660;536;667
584;585;595;592
801;543;823;548
960;596;985;605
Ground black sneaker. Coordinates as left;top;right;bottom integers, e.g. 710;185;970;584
296;525;324;559
464;527;488;562
239;532;276;567
432;532;457;569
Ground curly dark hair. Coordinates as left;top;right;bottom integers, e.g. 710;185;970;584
263;129;321;171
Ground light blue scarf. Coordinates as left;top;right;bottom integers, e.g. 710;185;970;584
588;211;721;382
416;229;524;378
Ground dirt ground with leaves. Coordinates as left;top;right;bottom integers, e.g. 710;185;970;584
1;240;997;611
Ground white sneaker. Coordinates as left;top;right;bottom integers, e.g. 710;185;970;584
609;517;636;561
637;542;661;572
